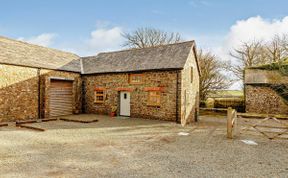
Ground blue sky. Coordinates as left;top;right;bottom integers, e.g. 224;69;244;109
1;0;288;57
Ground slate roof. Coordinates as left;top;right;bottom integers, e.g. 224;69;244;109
82;41;195;74
0;36;198;75
0;36;81;72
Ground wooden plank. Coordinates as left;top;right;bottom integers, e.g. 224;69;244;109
16;120;37;125
240;117;270;133
249;125;288;129
0;123;8;127
17;125;45;132
237;113;288;120
59;118;98;123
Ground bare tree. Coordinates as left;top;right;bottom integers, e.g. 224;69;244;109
266;34;288;62
198;50;232;100
230;35;288;81
122;27;181;48
230;41;267;81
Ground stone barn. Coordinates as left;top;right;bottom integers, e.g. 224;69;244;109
244;61;288;115
0;36;200;126
0;36;82;122
81;41;200;125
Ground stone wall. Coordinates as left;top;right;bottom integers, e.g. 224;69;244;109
245;85;288;115
83;71;181;122
0;64;38;121
180;47;200;125
0;63;81;122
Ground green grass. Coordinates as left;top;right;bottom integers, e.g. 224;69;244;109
208;90;244;98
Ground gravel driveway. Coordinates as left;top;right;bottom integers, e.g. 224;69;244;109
0;114;287;178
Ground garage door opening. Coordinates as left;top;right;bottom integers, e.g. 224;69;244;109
49;79;73;117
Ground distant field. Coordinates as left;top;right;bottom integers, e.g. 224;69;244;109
205;90;245;112
208;90;244;98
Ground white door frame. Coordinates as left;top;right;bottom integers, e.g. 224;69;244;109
120;91;131;116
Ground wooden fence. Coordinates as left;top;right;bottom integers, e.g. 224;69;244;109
226;107;288;139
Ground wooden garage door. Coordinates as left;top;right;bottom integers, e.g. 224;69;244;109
49;80;73;117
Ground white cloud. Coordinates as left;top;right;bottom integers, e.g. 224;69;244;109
18;33;57;47
193;16;288;89
55;23;124;56
224;16;288;52
86;26;124;54
195;16;288;62
212;16;288;62
15;25;124;56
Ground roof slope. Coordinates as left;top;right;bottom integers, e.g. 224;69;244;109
0;36;81;72
82;41;195;74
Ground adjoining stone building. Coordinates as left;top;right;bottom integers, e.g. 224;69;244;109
245;62;288;115
0;36;82;122
0;36;200;125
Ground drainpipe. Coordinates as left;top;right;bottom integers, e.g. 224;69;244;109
176;71;180;123
81;77;86;114
243;69;246;113
37;68;41;120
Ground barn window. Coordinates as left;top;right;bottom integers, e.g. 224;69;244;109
190;67;193;83
129;74;143;84
94;90;105;103
147;91;161;106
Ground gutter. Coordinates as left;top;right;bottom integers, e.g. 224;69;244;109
37;68;41;120
82;68;183;76
0;62;81;74
176;71;180;123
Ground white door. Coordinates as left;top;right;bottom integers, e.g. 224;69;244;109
120;92;131;116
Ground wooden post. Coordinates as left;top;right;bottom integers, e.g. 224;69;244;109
234;110;238;135
227;107;233;139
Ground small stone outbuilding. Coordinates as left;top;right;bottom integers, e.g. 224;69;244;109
0;36;200;126
81;41;200;125
245;62;288;115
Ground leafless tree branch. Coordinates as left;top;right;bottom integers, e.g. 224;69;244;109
122;27;182;48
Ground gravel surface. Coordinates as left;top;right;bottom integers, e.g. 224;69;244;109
0;114;287;178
